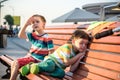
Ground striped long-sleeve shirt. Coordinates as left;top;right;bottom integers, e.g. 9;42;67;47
45;44;76;69
26;32;54;60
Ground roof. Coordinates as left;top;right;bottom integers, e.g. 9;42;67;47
106;14;120;21
82;2;118;8
52;8;100;23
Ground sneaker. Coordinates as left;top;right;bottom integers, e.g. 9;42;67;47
19;64;30;76
30;63;39;74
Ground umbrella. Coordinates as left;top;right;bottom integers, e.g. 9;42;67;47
52;8;100;24
106;14;120;21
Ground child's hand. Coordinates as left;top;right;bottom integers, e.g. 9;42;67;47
25;17;34;26
82;51;86;56
78;51;86;60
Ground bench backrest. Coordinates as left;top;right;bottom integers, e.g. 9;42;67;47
45;23;120;80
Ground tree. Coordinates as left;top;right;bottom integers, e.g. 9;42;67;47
4;14;14;30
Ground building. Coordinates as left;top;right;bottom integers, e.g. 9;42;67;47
82;2;120;20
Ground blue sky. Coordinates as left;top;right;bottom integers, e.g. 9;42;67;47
1;0;120;26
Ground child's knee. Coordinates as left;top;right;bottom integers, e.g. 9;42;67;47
12;60;18;65
12;60;19;68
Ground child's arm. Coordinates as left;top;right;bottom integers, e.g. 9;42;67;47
70;54;85;72
18;17;33;39
64;52;86;67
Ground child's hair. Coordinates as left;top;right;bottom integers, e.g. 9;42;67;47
72;29;90;40
32;14;46;23
67;29;90;43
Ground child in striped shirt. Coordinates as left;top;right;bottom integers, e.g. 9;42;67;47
30;29;90;79
10;14;54;80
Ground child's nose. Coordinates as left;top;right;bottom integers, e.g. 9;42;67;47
82;44;87;49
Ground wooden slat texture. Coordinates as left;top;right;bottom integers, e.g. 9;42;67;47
27;73;61;80
89;43;120;53
84;57;120;72
49;34;71;40
0;55;13;66
93;36;120;44
72;73;90;80
75;69;111;80
53;39;68;45
45;29;75;34
78;64;120;80
45;24;79;29
38;74;60;80
27;74;43;80
87;51;120;63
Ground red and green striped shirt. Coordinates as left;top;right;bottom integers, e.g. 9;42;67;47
26;32;54;60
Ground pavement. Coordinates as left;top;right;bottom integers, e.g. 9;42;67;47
0;37;32;80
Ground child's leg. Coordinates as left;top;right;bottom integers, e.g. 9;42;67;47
31;59;65;79
49;66;65;79
38;59;56;72
30;59;56;74
10;56;37;80
10;60;19;80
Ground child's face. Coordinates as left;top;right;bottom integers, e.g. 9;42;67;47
32;16;45;32
72;38;88;53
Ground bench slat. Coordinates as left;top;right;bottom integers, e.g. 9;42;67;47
89;43;120;53
72;73;90;80
53;39;67;45
45;24;79;29
45;29;75;34
49;34;71;40
0;55;13;66
38;74;61;80
75;69;111;80
87;51;120;63
27;74;43;80
80;64;120;80
51;35;120;45
93;36;120;44
84;57;120;72
27;73;62;80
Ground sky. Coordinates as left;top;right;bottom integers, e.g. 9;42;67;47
1;0;120;26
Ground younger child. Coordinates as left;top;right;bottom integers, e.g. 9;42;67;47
10;14;54;80
28;29;90;79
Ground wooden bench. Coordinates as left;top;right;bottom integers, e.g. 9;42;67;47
0;23;120;80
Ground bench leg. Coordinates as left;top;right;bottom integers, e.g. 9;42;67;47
19;74;28;80
2;73;10;79
0;60;11;79
0;55;12;79
1;67;11;79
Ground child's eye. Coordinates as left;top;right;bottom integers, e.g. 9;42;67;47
32;21;40;24
79;42;88;47
36;21;39;23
